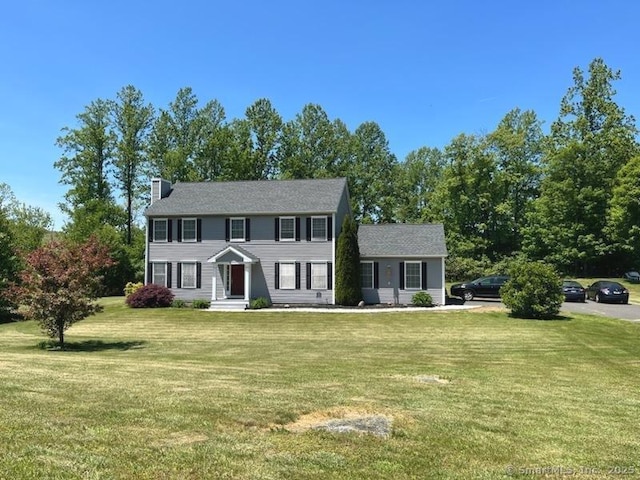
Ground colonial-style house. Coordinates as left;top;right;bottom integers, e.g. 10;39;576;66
144;177;447;309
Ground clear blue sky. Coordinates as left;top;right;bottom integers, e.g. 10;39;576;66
1;0;639;229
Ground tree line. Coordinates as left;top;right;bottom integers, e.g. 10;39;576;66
1;57;639;312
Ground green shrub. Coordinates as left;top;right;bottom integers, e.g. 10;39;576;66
411;291;433;307
249;297;271;309
191;299;210;309
124;281;144;298
171;299;187;308
501;261;563;319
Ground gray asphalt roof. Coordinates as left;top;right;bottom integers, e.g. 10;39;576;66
145;178;348;216
358;224;448;258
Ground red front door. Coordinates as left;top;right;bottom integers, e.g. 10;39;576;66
230;265;244;296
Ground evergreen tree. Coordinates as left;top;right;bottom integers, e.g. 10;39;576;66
335;216;361;305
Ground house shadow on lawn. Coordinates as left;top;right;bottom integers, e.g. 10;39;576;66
35;340;147;352
508;313;573;322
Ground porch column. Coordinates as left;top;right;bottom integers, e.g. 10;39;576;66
244;263;251;302
212;273;217;301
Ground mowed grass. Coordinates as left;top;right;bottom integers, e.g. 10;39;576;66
0;299;639;479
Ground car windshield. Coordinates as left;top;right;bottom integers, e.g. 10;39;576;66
563;280;582;287
600;281;623;289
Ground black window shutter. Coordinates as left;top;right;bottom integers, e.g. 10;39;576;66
275;218;280;241
328;262;333;290
421;262;428;290
225;218;230;242
295;217;301;241
166;262;172;288
374;262;379;289
327;216;332;241
245;218;251;241
295;262;301;289
306;217;311;241
399;262;405;290
177;219;182;242
196;262;202;288
176;263;182;288
275;262;280;289
306;263;312;289
147;263;152;283
149;220;154;242
197;219;202;242
167;220;173;242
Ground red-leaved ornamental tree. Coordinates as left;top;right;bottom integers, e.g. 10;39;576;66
12;236;114;348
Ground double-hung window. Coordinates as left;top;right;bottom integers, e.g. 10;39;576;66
181;262;197;288
279;263;296;289
279;217;295;241
310;263;327;290
153;219;168;242
152;262;167;286
405;261;422;290
182;218;197;242
361;262;374;289
311;216;327;241
230;218;245;241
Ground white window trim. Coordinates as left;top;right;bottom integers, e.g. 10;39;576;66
360;261;374;289
310;262;328;290
230;217;245;242
279;262;296;290
182;218;197;243
311;216;327;241
279;216;295;242
152;262;167;287
405;261;422;290
181;262;197;289
153;218;168;242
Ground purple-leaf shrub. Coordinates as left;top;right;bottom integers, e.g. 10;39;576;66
126;284;174;308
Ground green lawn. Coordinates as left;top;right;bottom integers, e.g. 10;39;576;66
1;299;639;479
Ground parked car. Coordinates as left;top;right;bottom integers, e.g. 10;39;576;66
623;271;640;283
586;281;629;304
562;280;586;302
450;275;509;301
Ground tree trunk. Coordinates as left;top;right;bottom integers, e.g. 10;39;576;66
57;319;65;349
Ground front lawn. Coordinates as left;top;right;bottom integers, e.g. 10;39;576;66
0;299;638;479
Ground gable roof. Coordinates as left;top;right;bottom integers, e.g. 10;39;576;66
145;178;348;216
358;224;448;258
208;244;260;264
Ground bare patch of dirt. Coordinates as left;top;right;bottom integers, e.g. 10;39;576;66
284;408;392;438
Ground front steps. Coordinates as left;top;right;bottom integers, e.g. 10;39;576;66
207;300;248;311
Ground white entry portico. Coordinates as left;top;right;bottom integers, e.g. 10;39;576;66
207;245;259;303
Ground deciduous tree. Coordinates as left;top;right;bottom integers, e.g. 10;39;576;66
12;236;114;348
524;58;638;274
112;85;154;245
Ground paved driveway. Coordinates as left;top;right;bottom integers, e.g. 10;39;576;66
471;298;640;322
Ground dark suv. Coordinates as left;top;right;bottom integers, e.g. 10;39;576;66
450;275;510;301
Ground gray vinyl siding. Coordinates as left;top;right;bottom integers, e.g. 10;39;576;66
147;214;334;303
360;257;445;306
334;187;352;239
